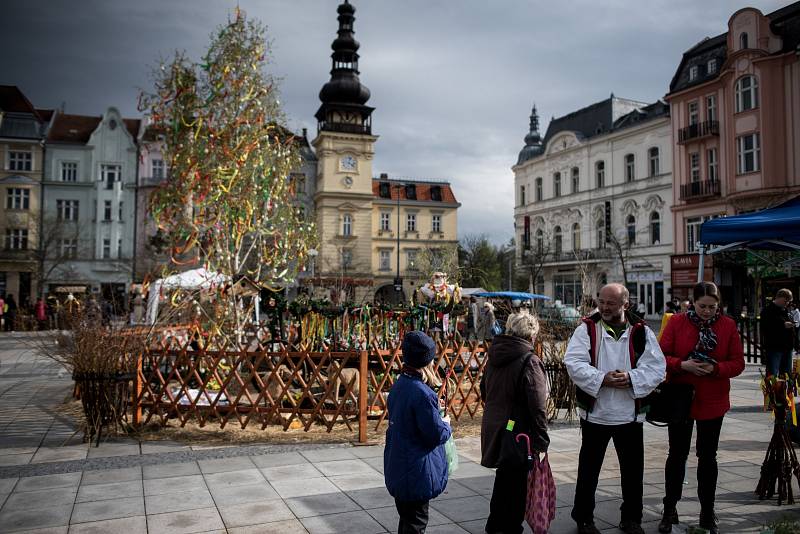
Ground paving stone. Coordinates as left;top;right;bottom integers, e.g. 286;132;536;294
328;472;386;491
227;518;309;534
250;451;309;468
139;441;190;455
367;504;451;532
350;445;385;459
300;509;386;534
363;456;385;473
144;488;215;515
30;446;87;464
2;527;68;534
452;475;495;496
76;480;142;503
142;461;200;479
346;487;395;509
0;453;33;466
270;476;342;499
299;448;356;463
86;443;140;459
144;474;205;496
261;462;323;482
3;487;77;511
438;480;479;501
208;481;279;506
70;496;145;524
67;515;147;534
425;524;471;534
431;495;490;523
0;503;72;532
286;492;361;518
145;507;225;534
218;499;295;528
198;456;255;474
203;468;265;488
80;467;141;486
0;476;19;493
314;459;378;477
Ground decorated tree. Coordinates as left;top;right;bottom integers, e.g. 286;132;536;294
140;9;316;341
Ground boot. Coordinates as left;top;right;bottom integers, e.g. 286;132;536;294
699;510;719;534
658;505;678;533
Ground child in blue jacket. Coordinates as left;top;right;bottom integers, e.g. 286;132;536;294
384;330;452;534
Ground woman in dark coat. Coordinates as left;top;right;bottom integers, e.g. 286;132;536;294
480;311;550;534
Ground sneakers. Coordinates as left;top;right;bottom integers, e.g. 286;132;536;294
576;520;601;534
658;506;679;533
618;519;645;534
699;510;719;534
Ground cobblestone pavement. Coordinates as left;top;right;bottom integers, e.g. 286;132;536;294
0;333;798;533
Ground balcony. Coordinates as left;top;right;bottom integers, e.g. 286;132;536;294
678;120;719;144
680;179;721;201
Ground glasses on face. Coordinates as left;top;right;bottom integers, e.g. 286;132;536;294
696;303;718;311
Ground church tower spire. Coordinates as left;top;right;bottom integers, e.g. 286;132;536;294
517;103;544;165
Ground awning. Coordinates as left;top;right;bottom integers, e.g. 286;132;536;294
699;195;800;252
472;291;551;301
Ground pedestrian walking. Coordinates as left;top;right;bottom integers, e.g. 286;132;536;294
384;330;451;534
3;294;17;332
480;311;549;534
761;288;795;376
564;283;665;534
35;297;47;330
476;302;496;341
657;281;744;534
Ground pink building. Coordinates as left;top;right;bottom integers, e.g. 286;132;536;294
134;125;167;283
665;2;800;303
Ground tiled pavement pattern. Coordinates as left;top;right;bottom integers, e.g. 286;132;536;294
1;333;799;533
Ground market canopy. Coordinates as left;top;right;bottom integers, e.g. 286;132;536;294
146;268;232;325
699;196;800;252
472;291;551;301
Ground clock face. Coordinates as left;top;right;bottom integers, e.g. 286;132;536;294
341;156;357;171
343;176;354;188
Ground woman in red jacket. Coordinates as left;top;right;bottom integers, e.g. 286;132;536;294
657;282;744;534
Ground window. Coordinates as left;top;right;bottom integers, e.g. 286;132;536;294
432;214;442;233
430;186;442;201
706;95;717;122
626;215;636;245
688;101;699;125
407;249;417;271
595;161;605;188
535;177;542;201
519;185;526;206
6;188;30;210
571;167;579;194
737;133;760;174
707;148;718;181
379;182;391;198
59;239;77;258
686;217;702;252
380;212;391;231
118;238;122;258
650;212;661;245
625;154;635;182
5;229;28;250
101;164;121;189
405;184;416;200
535;229;544;254
596;220;605;248
553;226;562;255
342;214;352;236
707;59;717;75
379;250;391;271
689;65;699;81
740;32;748;50
61;162;78;182
118;202;124;222
689;152;701;182
341;249;352;270
406;213;416;232
104;200;113;222
8;150;32;171
56;200;79;221
151;159;165;179
102;239;111;259
735;76;758;112
648;147;660;177
572;223;581;251
553;172;561;197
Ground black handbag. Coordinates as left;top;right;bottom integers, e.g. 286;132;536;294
645;381;695;426
497;354;535;471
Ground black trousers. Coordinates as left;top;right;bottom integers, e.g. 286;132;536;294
485;465;528;534
395;498;429;534
663;416;724;512
572;419;644;523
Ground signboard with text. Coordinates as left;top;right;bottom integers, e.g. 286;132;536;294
671;253;713;288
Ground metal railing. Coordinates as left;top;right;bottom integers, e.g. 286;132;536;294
680;179;720;201
678;120;719;143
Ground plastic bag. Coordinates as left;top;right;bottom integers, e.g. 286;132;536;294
444;435;459;475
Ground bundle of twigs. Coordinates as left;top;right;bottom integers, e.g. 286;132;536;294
537;321;577;422
756;376;800;504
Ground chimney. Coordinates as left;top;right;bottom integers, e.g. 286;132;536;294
380;173;388;179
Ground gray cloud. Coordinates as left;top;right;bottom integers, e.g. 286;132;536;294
1;0;789;244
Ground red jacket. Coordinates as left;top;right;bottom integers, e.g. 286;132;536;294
659;313;745;420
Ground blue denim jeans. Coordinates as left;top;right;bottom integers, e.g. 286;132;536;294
766;349;792;376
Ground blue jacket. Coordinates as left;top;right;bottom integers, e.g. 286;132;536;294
383;373;451;502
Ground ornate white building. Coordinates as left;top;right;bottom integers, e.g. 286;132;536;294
512;96;673;317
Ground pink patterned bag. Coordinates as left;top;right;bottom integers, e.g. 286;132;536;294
525;453;556;534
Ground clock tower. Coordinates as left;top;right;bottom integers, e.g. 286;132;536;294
312;0;378;299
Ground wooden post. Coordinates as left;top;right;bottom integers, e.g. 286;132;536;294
358;349;368;443
133;352;142;427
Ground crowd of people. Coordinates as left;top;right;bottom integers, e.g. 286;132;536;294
382;280;761;534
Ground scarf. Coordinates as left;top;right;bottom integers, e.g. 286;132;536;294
686;307;720;354
401;364;423;379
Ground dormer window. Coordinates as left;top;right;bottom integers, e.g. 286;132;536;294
405;184;416;200
707;59;717;74
379;182;391;198
430;185;442;201
689;65;699;81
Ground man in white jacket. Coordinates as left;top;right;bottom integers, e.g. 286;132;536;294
564;283;666;534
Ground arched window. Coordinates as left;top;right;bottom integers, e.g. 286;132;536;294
572;223;581;251
625;154;635;182
535;229;544;254
342;214;352;236
735;76;759;112
535;177;543;201
740;32;748;50
650;212;661;245
554;226;562;255
571;167;579;194
648;147;660;177
626;215;636;245
595;161;605;188
553;172;561;197
596;219;605;248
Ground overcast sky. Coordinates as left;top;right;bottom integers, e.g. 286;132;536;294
1;0;790;244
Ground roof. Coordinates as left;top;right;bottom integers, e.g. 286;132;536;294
612;100;670;130
371;178;458;204
0;86;49;139
0;85;37;115
542;96;648;146
47;113;140;143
